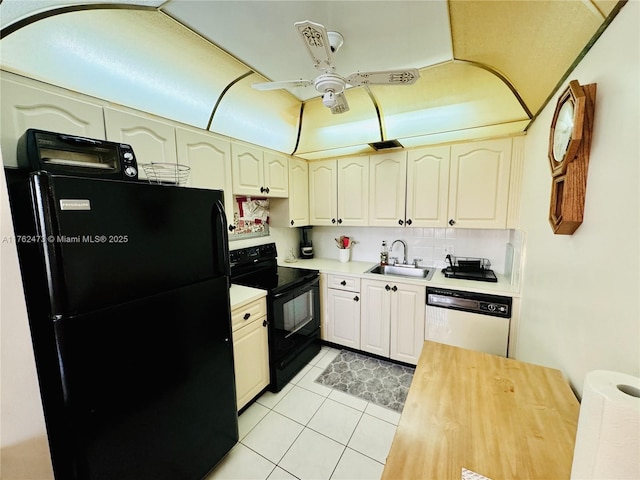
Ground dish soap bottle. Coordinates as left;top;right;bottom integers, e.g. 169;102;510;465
380;241;388;265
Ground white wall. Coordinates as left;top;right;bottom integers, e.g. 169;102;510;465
516;1;639;397
0;154;55;479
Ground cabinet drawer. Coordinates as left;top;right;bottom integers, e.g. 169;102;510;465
327;274;361;292
231;298;267;331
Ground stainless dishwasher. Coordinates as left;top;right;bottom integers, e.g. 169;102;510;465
426;287;512;357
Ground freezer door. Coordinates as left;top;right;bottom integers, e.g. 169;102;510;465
24;172;229;315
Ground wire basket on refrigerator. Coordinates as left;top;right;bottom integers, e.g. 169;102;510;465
141;163;190;186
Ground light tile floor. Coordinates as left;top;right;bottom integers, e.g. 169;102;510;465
207;346;401;480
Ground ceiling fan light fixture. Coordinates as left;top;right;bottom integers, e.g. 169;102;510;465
327;31;344;53
322;90;337;108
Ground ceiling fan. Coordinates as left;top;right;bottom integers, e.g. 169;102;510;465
251;20;420;114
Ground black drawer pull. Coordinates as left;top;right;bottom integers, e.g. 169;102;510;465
243;313;251;320
340;280;347;286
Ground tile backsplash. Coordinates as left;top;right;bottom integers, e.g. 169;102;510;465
309;226;518;274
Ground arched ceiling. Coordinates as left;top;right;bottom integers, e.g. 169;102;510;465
0;0;625;160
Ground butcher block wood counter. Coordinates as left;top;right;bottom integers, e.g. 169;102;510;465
382;341;580;480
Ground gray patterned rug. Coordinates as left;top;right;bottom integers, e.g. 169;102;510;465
315;350;415;412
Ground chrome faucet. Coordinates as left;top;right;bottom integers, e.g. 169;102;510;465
391;239;407;265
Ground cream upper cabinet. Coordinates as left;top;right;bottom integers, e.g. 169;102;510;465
0;75;105;167
337;156;369;226
104;107;177;180
449;138;512;228
231;143;288;197
369;151;407;227
309;156;369;226
175;126;234;227
406;146;451;227
270;156;309;227
309;160;338;226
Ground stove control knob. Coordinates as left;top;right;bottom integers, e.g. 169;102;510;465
124;166;137;177
123;151;134;161
487;304;496;312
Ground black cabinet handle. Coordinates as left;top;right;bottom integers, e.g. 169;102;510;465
243;313;251;320
337;218;343;224
290;220;294;226
354;295;359;302
332;218;336;224
406;219;413;226
265;187;270;194
449;219;456;226
391;285;398;292
340;280;347;286
228;225;236;232
385;285;391;291
398;219;403;225
263;319;268;327
260;186;265;193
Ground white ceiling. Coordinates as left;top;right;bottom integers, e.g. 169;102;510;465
161;0;454;101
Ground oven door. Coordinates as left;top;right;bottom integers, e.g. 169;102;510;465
269;276;320;382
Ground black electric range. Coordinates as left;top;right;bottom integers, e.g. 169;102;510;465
229;243;321;392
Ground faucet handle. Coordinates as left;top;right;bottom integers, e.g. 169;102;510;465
413;258;422;267
390;256;399;265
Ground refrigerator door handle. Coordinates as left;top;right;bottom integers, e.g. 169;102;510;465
213;199;231;278
31;173;66;315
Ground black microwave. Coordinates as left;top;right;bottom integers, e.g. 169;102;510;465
17;129;139;180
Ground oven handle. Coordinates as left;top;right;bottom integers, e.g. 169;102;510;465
271;275;319;299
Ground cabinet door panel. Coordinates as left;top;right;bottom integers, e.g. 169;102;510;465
406;146;450;227
176;127;233;225
369;152;406;227
309;160;337;225
326;289;360;349
231;144;263;195
338;156;369;226
360;280;390;357
1;77;105;167
233;317;269;410
449;139;511;228
289;158;309;225
390;283;425;365
263;152;288;197
104;107;177;180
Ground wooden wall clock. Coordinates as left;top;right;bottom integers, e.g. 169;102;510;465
547;80;596;234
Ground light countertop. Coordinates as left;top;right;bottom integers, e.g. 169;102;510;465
229;284;266;309
279;257;520;296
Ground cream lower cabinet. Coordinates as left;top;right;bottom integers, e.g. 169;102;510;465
361;278;425;365
325;275;361;349
231;297;269;410
448;138;512;228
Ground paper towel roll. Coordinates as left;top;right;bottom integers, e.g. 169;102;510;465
571;370;640;480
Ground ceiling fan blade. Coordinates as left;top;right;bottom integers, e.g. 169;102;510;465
251;79;313;91
346;69;420;86
330;92;349;115
294;20;333;71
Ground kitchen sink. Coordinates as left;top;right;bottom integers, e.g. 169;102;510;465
366;264;435;280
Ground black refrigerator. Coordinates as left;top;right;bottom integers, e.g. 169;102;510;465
6;170;238;480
